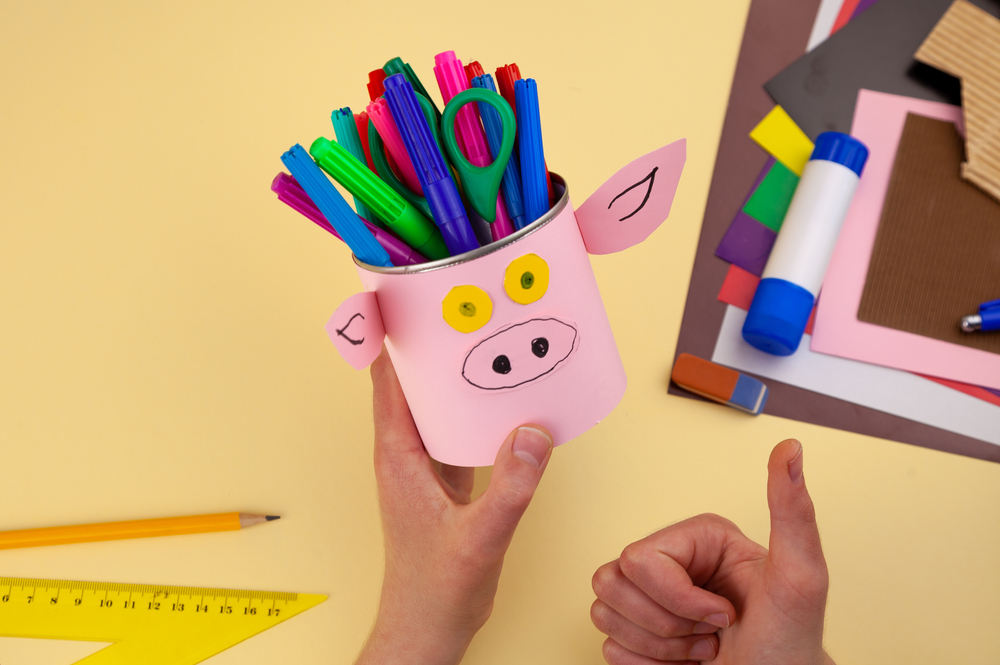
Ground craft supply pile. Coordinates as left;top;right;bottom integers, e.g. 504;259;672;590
672;0;1000;454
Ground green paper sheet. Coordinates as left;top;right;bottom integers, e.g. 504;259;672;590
742;160;799;231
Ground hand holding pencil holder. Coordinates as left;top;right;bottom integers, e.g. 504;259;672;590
328;141;686;466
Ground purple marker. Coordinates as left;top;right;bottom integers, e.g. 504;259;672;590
271;173;426;266
383;72;479;256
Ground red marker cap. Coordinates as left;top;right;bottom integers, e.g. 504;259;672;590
367;69;387;101
464;60;486;84
495;63;521;119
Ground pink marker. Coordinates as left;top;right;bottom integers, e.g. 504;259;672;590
366;98;424;196
433;50;516;241
271;173;426;266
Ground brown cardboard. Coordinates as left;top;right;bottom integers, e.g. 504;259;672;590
859;113;1000;354
916;0;1000;202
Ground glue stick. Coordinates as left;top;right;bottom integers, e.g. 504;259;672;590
742;132;869;355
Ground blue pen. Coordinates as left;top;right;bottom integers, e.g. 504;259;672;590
383;73;479;256
961;298;1000;332
331;107;382;228
515;78;548;225
280;144;393;267
471;74;526;230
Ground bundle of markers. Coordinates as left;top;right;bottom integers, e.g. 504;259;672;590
271;51;555;268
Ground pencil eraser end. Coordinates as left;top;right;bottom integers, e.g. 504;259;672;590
671;353;768;415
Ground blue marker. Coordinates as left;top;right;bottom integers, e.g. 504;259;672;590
515;78;548;225
331;107;382;228
383;73;479;256
961;298;1000;332
280;144;393;268
471;74;526;230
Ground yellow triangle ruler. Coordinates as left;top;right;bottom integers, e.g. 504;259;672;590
0;577;326;664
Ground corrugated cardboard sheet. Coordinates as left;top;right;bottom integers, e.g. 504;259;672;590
859;113;1000;354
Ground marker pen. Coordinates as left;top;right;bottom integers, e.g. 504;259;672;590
742;132;869;355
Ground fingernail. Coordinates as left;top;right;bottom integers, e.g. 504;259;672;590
704;612;729;629
512;427;552;468
690;638;716;660
788;440;804;484
693;621;717;634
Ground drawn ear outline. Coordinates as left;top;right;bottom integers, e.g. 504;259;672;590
574;139;686;255
326;291;386;370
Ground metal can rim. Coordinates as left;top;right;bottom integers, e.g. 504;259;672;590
355;173;569;275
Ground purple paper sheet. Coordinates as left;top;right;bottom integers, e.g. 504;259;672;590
715;212;777;276
851;0;881;19
714;157;776;274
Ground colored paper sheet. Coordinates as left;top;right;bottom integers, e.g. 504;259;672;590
831;0;862;32
916;0;1000;203
715;212;777;276
763;0;1000;140
858;114;1000;355
749;106;813;175
812;90;1000;392
742;160;799;231
850;0;880;19
806;0;847;51
921;375;1000;409
671;0;1000;463
713;306;1000;447
716;263;815;334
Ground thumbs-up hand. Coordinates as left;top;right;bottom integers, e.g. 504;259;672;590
591;440;835;664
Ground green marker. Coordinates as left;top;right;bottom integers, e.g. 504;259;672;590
309;137;449;261
331;107;383;228
384;57;441;119
367;94;444;221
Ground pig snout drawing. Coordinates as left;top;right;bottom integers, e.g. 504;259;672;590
462;317;578;390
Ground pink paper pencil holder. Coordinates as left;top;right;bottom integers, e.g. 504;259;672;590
328;143;686;467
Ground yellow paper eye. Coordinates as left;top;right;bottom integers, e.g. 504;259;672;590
504;254;549;305
442;285;493;333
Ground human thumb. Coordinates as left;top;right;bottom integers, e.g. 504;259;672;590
472;426;553;558
766;439;828;584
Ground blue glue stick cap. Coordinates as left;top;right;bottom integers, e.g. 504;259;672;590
810;132;869;177
741;278;815;356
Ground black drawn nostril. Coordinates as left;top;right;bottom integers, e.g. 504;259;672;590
492;355;512;374
531;337;549;358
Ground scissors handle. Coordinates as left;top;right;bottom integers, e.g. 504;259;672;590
440;88;516;222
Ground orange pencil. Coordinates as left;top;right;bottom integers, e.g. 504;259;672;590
0;512;279;550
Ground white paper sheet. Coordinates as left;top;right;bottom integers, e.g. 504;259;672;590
807;0;846;51
712;305;1000;445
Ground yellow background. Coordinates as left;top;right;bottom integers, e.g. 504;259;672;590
2;1;999;663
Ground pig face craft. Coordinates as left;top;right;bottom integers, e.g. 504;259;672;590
327;140;686;466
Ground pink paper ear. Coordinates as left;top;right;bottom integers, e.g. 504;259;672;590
575;139;686;254
325;291;385;370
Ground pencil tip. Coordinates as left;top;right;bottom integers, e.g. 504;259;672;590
265;515;280;521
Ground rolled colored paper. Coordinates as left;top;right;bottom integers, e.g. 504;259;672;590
280;144;392;268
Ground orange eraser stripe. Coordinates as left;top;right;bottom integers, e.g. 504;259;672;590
671;353;739;400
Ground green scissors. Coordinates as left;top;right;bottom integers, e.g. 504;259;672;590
440;88;516;223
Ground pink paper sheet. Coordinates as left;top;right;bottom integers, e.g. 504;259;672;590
811;90;1000;391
